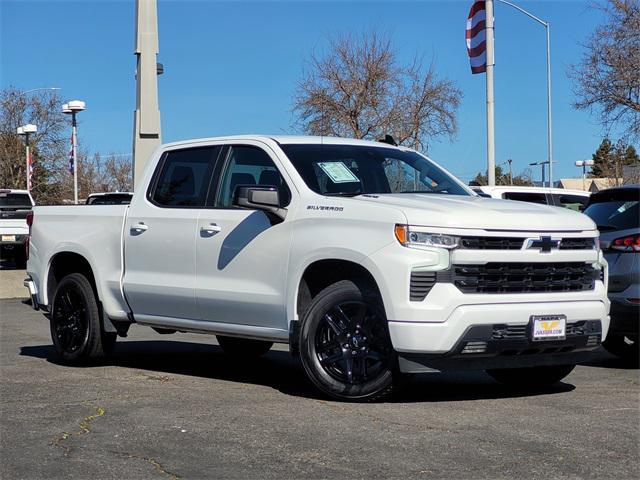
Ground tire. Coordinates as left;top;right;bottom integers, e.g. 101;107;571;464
216;335;273;357
603;334;639;365
50;273;116;363
486;364;575;387
299;279;395;402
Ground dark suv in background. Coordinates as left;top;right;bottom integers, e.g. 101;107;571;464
584;185;639;364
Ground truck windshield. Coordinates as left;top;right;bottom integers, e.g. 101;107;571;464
0;193;32;208
281;144;469;197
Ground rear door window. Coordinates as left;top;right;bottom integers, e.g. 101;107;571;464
502;191;549;205
150;147;222;207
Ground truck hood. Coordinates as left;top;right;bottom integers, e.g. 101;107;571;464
353;193;596;232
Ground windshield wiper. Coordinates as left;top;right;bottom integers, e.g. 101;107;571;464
324;192;362;197
397;190;446;194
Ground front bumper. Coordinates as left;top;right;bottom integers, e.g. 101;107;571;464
387;296;609;353
364;238;610;359
398;320;601;373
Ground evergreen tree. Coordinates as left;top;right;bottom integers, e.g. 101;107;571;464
590;138;615;177
590;138;639;178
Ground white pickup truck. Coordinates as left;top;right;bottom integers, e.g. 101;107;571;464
26;135;610;401
1;189;35;265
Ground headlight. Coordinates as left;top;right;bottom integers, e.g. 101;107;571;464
395;225;460;249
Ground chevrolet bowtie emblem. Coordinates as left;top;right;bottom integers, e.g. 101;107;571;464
527;236;561;253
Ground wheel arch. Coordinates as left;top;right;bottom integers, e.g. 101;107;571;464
289;258;385;353
46;251;99;306
45;250;120;334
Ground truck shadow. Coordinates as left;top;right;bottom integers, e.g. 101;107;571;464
20;340;575;403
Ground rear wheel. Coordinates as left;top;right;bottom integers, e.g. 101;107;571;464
50;273;116;362
486;364;575;387
603;334;639;365
216;336;273;357
299;280;395;402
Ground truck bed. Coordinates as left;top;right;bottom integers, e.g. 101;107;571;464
27;205;131;320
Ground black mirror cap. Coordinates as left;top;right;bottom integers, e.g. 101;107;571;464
233;185;287;222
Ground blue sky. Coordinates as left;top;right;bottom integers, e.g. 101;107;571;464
1;0;616;183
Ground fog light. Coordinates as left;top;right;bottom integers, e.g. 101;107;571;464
461;341;488;354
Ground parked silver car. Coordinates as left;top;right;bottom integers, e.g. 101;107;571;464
584;185;639;363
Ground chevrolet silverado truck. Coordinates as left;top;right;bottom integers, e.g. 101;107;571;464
25;136;610;401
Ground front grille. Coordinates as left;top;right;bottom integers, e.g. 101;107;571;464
450;262;597;293
458;236;596;250
492;324;528;339
559;238;596;250
459;237;524;250
410;271;437;301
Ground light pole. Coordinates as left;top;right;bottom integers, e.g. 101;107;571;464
17;124;37;191
575;160;595;191
62;100;86;204
497;0;553;188
530;160;547;186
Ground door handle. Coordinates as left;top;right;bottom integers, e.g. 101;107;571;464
200;223;222;235
130;222;148;235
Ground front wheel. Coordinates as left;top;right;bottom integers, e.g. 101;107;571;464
486;364;575;387
50;273;116;363
299;280;395;402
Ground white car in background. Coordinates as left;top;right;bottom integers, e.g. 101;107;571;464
0;189;35;265
473;186;590;211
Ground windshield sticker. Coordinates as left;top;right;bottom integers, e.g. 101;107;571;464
317;162;360;183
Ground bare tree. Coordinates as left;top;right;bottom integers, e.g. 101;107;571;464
570;0;640;141
293;30;462;151
78;153;133;199
0;87;67;203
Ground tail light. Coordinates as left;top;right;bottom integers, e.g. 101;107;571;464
26;212;33;261
609;234;640;253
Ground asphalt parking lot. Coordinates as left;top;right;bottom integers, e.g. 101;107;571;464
1;281;639;479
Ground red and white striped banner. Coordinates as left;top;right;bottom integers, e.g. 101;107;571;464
466;0;487;74
27;150;33;191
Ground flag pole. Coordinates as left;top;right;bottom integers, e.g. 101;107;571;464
495;0;553;187
486;0;496;186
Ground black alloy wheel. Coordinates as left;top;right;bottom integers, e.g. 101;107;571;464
52;284;90;355
300;280;395;401
50;273;116;362
314;301;391;385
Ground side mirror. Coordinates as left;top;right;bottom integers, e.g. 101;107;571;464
233;186;287;222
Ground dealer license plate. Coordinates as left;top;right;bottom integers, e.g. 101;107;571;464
2;235;16;242
531;315;567;341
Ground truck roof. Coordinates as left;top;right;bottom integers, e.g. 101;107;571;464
0;189;30;194
474;185;590;196
161;135;407;150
